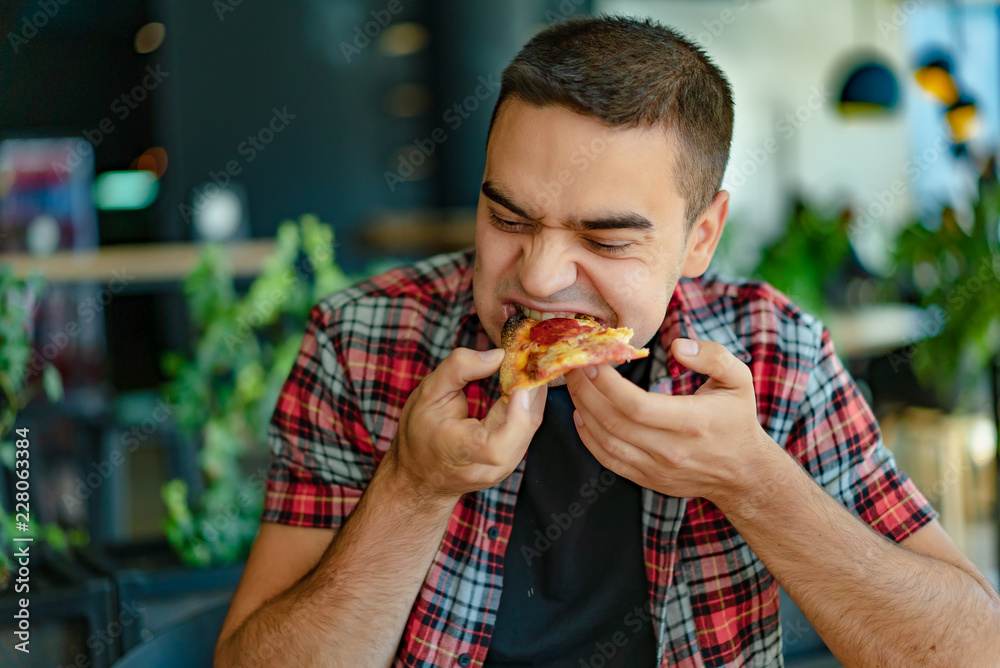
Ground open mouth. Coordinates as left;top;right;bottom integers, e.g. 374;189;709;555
510;303;602;325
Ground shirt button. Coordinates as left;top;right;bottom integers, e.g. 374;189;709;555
486;526;499;540
458;653;472;666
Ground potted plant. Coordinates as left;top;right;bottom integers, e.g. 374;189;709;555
890;158;1000;409
0;265;119;668
0;265;74;582
160;213;355;567
76;215;361;655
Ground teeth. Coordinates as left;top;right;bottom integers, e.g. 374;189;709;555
515;304;598;323
517;304;543;320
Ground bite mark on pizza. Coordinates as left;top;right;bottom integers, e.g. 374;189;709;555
499;313;650;399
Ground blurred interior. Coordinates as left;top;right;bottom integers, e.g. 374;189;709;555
0;1;998;666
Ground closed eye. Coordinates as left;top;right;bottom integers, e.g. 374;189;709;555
487;211;530;232
488;210;634;256
586;239;633;256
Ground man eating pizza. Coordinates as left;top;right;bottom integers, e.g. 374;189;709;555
215;15;1000;667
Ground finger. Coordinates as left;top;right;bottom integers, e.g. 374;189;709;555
421;347;505;400
569;388;657;469
565;365;694;432
670;339;751;390
572;410;648;485
461;385;547;466
494;385;547;443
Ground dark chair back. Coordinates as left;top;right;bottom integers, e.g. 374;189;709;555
111;601;229;668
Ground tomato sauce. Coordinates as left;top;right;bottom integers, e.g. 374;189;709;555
528;318;595;345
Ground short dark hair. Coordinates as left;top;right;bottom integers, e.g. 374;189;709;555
487;15;734;228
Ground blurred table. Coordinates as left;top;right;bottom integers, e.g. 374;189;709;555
0;240;277;283
826;303;934;359
363;208;476;255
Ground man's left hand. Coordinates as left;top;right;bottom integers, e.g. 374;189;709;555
564;337;778;505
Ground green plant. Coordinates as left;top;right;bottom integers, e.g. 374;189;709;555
160;215;357;567
752;200;855;319
892;161;1000;406
0;265;76;588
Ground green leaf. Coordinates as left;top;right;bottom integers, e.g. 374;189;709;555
0;441;14;470
42;365;63;403
155;214;374;567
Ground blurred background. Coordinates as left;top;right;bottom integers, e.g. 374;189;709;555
0;1;998;666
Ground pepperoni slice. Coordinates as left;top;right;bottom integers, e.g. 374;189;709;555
528;318;596;345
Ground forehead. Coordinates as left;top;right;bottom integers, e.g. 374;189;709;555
484;100;685;228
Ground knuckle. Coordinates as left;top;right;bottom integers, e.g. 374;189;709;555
448;346;472;360
630;399;651;424
471;428;489;450
662;448;688;468
456;444;474;462
710;355;730;378
682;418;704;439
599;413;622;435
483;452;504;468
603;436;625;460
452;467;477;488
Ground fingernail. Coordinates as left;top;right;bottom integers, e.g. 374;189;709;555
573;410;583;427
677;339;699;356
584;365;597;379
481;348;505;363
520;388;532;410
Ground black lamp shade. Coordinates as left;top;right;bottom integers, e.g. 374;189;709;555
838;61;900;114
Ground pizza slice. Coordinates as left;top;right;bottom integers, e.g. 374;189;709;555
499;313;649;398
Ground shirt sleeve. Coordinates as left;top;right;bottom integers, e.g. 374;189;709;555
784;326;938;543
262;302;378;530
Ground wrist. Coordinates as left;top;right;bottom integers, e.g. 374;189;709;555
377;445;464;512
714;427;792;520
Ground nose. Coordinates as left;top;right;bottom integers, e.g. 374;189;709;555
518;232;577;300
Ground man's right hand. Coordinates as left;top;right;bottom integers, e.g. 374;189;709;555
389;347;547;499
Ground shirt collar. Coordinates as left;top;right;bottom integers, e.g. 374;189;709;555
656;274;753;384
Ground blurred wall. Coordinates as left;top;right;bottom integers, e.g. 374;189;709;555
600;0;915;272
158;0;591;270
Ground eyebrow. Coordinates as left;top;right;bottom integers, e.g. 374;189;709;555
481;180;655;232
481;180;534;219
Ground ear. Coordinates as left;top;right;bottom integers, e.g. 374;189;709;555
680;190;729;278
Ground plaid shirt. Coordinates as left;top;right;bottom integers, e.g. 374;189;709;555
264;249;937;667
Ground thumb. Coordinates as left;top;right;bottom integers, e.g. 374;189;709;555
421;347;506;399
670;338;751;390
487;384;547;439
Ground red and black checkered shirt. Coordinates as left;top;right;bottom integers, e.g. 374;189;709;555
264;249;937;667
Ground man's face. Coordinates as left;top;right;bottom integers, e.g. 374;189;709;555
473;100;726;355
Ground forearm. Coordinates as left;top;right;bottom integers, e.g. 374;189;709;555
215;450;459;668
719;442;1000;667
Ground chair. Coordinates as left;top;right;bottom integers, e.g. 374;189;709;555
111;600;229;668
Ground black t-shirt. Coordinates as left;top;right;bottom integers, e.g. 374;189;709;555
484;357;658;668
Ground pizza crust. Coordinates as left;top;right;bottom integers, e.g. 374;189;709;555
498;313;649;399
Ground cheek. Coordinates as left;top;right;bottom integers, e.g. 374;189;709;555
477;224;520;271
603;263;670;335
474;225;521;306
615;264;656;306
